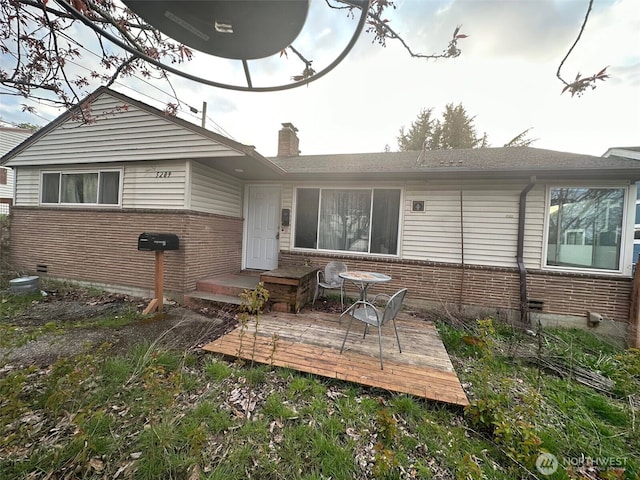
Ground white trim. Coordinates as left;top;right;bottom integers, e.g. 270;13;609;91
542;184;630;275
184;159;192;210
39;168;124;207
242;184;282;271
564;229;585;245
291;186;403;257
603;147;640;160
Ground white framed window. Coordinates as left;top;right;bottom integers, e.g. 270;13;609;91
633;182;640;265
41;170;122;206
564;229;585;245
293;187;401;255
546;187;625;271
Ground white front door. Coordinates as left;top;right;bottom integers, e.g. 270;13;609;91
245;186;280;270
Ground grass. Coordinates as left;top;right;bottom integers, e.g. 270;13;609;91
0;292;638;479
0;287;141;349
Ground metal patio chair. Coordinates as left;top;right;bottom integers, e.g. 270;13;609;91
312;261;348;310
339;288;407;370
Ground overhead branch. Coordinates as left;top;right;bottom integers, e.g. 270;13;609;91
0;0;191;115
327;0;468;60
556;0;609;96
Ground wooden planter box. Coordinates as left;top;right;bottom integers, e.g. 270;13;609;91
260;266;318;313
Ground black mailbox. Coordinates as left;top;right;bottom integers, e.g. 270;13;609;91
138;233;179;251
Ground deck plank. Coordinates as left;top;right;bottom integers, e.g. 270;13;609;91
202;310;469;406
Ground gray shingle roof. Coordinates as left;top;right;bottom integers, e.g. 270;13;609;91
270;147;640;180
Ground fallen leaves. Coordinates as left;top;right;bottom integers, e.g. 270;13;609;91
228;385;259;418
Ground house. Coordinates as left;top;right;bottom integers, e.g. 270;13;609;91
0;126;33;214
2;87;640;344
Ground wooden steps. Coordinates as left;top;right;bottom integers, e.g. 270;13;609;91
184;272;261;307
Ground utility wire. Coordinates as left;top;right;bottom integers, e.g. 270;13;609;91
59;42;236;138
4;26;238;138
0;87;57;125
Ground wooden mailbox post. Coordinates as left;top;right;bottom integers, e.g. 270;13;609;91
138;233;179;314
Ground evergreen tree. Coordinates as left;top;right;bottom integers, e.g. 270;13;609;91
434;103;482;149
397;103;534;151
398;103;485;151
397;108;437;151
503;127;537;147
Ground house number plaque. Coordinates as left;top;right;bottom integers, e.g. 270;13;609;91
155;171;172;178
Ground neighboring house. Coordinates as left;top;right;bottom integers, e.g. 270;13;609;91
0;126;33;213
2;87;640;344
603;147;640;265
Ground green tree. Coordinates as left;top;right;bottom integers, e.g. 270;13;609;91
503;127;537;147
432;103;483;149
16;123;40;132
397;108;437;151
397;103;535;151
397;103;486;151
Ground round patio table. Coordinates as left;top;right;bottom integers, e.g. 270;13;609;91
339;271;392;302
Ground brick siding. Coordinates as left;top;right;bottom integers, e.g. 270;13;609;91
182;212;243;290
9;207;243;294
528;271;631;321
279;251;632;323
8;207;631;325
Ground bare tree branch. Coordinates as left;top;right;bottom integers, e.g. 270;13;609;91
556;0;609;96
327;0;468;60
0;0;193;117
0;0;605;123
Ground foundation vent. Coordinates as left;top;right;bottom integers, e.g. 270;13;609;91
527;299;544;312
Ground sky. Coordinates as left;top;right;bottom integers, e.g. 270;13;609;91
1;0;639;157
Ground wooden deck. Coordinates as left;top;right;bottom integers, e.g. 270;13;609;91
202;310;469;406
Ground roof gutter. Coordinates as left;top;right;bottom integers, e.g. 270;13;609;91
517;176;536;324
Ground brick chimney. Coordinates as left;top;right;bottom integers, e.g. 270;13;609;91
277;122;300;157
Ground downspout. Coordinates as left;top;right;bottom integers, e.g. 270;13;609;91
517;176;536;324
459;190;465;308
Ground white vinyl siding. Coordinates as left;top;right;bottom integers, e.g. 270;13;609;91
122;161;187;209
0;168;13;199
14;169;40;206
4;95;244;167
282;182;546;268
15;162;187;209
462;190;520;267
522;186;545;267
0;128;32;153
279;186;293;251
286;182;540;269
402;185;544;268
277;181;630;273
190;160;242;217
403;189;462;263
0;128;32;201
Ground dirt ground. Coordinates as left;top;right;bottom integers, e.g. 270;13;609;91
0;288;240;367
0;288;347;368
